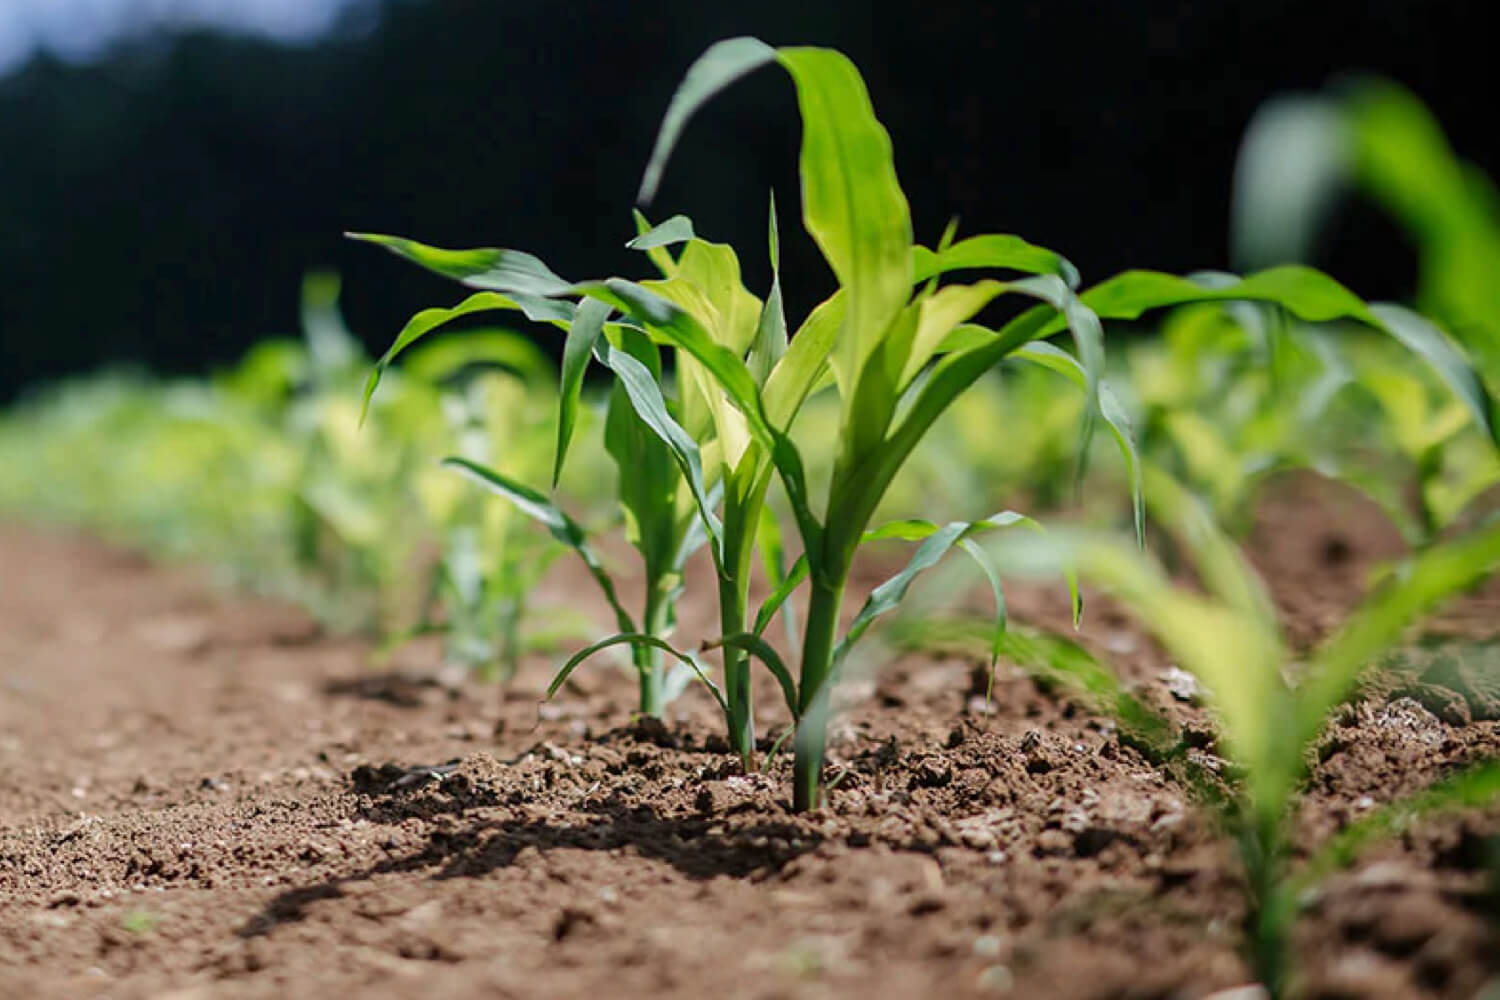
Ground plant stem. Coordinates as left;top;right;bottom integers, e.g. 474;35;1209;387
1241;815;1291;998
720;472;771;771
636;584;671;718
718;571;755;769
793;575;846;812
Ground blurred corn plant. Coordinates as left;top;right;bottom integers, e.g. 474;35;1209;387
990;469;1500;996
377;332;594;681
1235;77;1500;375
1140;80;1500;548
0;273;591;678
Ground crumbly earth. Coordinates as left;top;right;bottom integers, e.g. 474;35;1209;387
2;474;1499;1000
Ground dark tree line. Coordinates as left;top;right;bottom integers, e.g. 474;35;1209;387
0;0;1491;401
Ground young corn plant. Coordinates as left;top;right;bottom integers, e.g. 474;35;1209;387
991;470;1500;996
348;39;1118;782
354;257;717;718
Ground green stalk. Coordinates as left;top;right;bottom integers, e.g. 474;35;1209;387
720;469;773;769
718;570;754;765
1240;812;1292;998
636;582;673;717
793;574;847;812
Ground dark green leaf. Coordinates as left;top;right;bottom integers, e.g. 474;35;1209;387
553;298;610;487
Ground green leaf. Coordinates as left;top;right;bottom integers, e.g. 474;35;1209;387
749;515;949;639
833;511;1051;669
553;297;610;487
627;214;696;250
442;457;636;637
361;291;570;422
1071;266;1374;327
707;632;799;720
637;37;779;204
839;281;1103;544
1230;95;1349;271
755;501;799;646
399;330;554;386
898;280;1010;390
753;552;810;640
630;210;680;276
1067;268;1498;448
1013;342;1146;546
347;232;575;298
579;280;773;447
748;193;789;386
594;337;725;559
776;46;914;392
548;633;727;714
1066;264;1500;450
762;291;845;429
913;234;1081;288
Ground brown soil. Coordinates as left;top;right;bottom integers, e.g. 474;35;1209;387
2;476;1498;1000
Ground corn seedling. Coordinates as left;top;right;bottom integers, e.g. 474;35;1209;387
990;470;1500;995
353;254;723;717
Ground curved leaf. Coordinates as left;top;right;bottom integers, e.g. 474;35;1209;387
776;46;913;392
361;291;570;421
913;234;1081;288
580;279;773;446
627;214;697;251
1059;265;1500;449
706;632;799;720
441;457;636;637
833;511;1057;669
1013;342;1146;546
347;232;575;298
637;37;778;204
548;633;727;714
1369;302;1499;448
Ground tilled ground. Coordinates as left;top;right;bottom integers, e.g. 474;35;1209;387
2;476;1498;999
